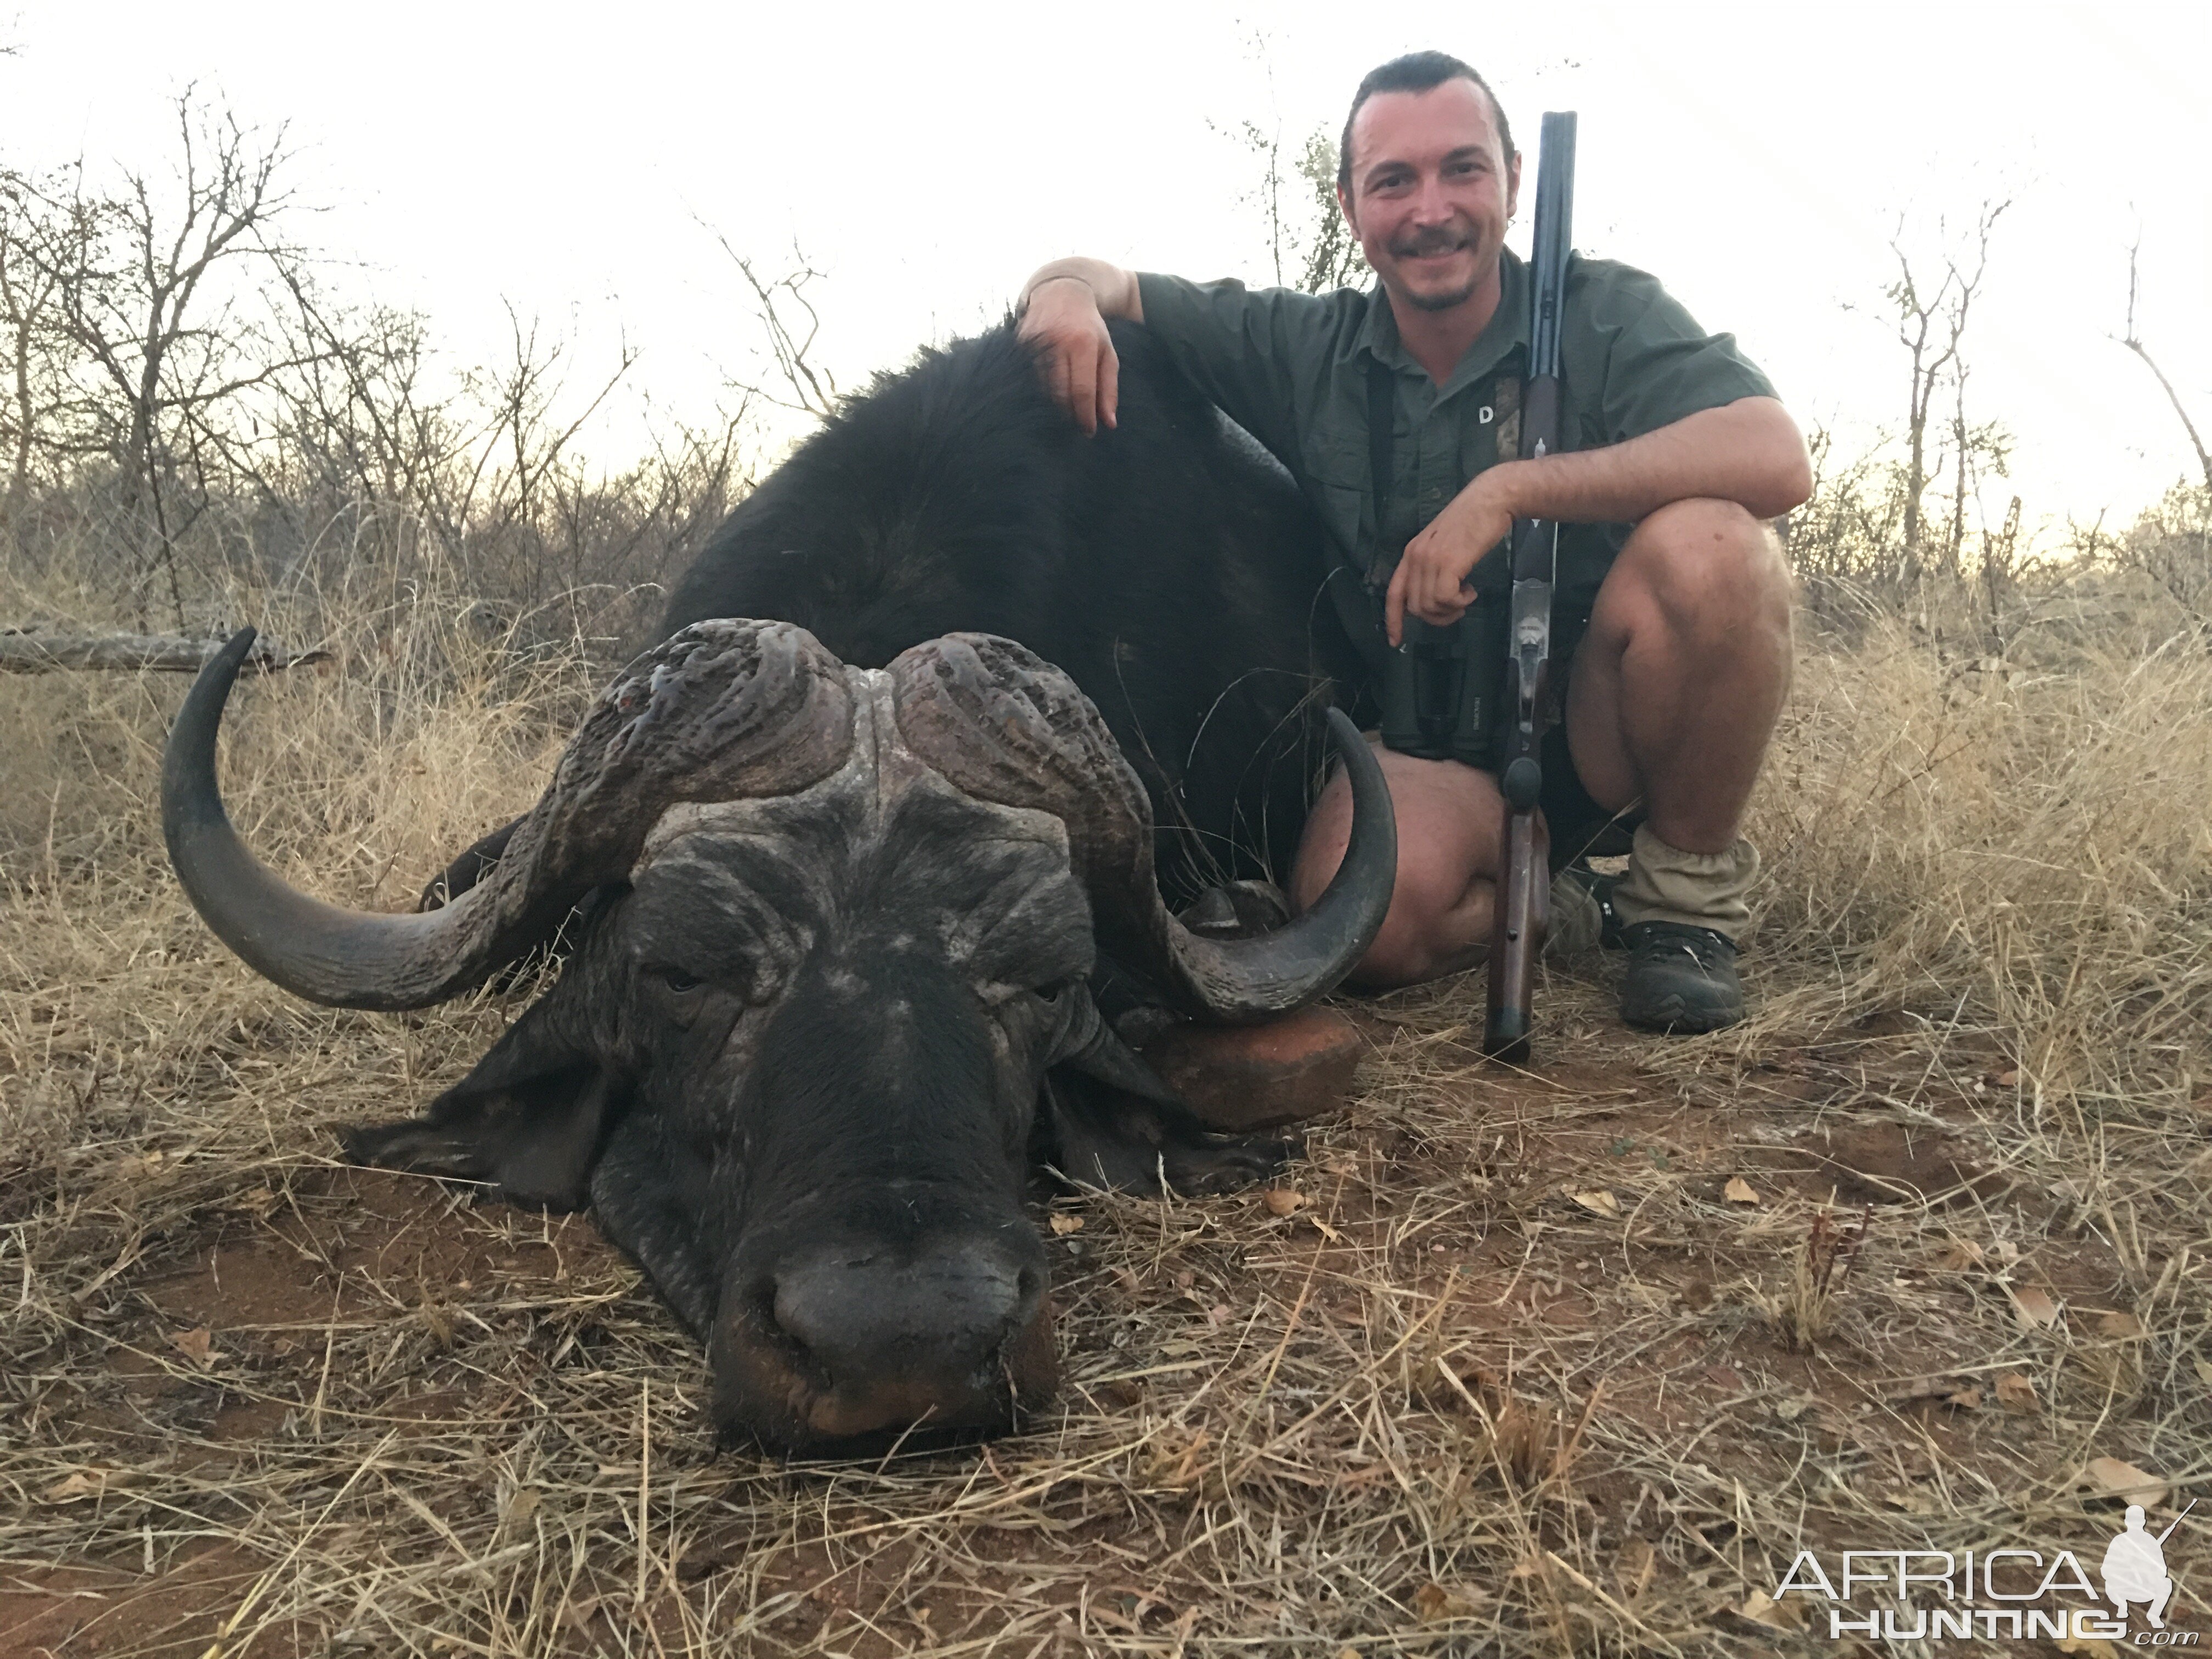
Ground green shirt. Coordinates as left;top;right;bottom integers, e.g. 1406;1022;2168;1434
1136;250;1777;624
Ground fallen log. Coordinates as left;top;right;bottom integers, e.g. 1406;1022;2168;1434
0;630;328;675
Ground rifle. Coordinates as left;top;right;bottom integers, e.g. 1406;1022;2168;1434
1482;110;1577;1061
2155;1498;2198;1545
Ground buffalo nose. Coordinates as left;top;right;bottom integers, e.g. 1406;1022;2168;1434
769;1239;1044;1400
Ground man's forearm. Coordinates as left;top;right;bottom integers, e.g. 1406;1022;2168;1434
1487;397;1812;524
1019;258;1144;323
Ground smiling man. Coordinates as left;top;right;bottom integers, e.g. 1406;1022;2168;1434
1016;51;1810;1032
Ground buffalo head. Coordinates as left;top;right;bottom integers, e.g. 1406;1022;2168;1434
162;621;1394;1451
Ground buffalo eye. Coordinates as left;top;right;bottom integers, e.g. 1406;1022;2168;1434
657;967;704;995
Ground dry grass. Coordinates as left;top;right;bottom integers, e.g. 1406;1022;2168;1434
3;603;2208;1656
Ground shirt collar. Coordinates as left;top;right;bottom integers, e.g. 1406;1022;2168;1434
1356;247;1531;398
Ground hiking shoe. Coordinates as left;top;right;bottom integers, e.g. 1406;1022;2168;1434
1618;921;1744;1032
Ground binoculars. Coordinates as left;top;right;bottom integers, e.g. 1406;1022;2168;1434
1376;601;1508;769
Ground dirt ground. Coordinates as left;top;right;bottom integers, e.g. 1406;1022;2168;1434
3;630;2209;1657
4;960;2204;1658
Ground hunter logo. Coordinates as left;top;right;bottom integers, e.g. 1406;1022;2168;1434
2106;1505;2191;1630
1770;1503;2196;1644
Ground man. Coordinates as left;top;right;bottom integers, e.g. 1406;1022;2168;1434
1017;51;1810;1031
2101;1506;2176;1629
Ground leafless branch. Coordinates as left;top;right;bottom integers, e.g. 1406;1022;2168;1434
2119;234;2212;494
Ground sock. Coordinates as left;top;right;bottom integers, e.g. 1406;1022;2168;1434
1545;869;1604;958
1612;824;1759;943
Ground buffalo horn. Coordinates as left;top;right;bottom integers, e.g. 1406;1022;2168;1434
889;634;1396;1024
162;622;854;1011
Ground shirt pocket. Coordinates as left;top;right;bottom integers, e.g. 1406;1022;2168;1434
1304;430;1370;492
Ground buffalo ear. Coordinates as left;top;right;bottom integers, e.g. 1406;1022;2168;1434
341;992;623;1210
1040;1063;1291;1196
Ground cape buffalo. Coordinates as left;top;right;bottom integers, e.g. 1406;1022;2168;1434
161;323;1395;1452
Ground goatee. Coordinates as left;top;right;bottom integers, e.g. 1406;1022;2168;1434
1402;275;1483;313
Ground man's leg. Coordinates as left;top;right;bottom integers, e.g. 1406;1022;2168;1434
1290;740;1504;989
1295;498;1789;1003
1566;497;1793;1029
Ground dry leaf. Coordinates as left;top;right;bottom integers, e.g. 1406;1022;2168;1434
1618;1536;1657;1601
1261;1188;1305;1217
2095;1310;2143;1339
1320;1158;1358;1178
2053;1634;2123;1658
1944;1385;1984;1409
1723;1176;1760;1205
1412;1582;1479;1623
1990;1068;2021;1088
1735;1588;1807;1630
1938;1238;1985;1271
170;1327;213;1365
2195;1357;2212;1388
1048;1213;1085;1236
227;1184;280;1218
2010;1285;2062;1328
1889;1376;1974;1406
1995;1372;2038;1413
1569;1188;1620;1219
2084;1456;2168;1507
41;1468;111;1504
501;1486;540;1530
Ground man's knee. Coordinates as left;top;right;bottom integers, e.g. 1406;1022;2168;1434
1354;850;1483;986
1295;743;1501;988
1611;498;1791;638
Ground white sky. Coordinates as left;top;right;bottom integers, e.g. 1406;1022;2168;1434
4;1;2208;537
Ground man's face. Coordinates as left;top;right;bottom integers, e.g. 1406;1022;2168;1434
1339;79;1520;315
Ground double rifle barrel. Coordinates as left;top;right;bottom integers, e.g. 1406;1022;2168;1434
1482;110;1577;1063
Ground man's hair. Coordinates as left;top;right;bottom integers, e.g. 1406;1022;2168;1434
1336;52;1514;194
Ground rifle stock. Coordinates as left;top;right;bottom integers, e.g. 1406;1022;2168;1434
1482;110;1577;1062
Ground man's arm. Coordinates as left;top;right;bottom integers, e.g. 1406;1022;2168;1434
1017;259;1143;435
1385;395;1812;642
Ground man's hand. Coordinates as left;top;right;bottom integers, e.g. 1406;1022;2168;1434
1018;278;1119;435
1384;471;1517;645
1382;397;1814;645
1015;258;1144;436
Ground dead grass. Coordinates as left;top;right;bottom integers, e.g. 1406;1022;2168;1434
2;604;2208;1656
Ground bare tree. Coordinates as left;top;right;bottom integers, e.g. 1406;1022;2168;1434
0;167;68;527
1886;199;2007;584
21;93;320;623
709;234;839;422
2120;236;2211;495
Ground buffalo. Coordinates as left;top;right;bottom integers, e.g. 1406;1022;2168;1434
161;322;1396;1452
